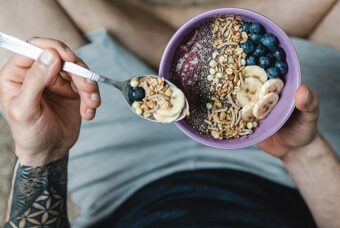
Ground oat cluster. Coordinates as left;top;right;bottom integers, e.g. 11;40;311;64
204;16;258;139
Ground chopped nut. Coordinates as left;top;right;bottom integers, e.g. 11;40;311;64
216;72;223;78
235;47;243;55
164;88;172;97
241;59;246;66
241;32;248;42
227;56;234;64
218;56;225;64
211;131;222;139
206;103;213;109
147;100;154;109
226;68;233;75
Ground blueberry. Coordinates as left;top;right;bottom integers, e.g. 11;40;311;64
274;60;288;75
246;55;257;65
259;56;271;69
239;40;255;54
250;34;262;43
250;22;265;34
272;47;286;61
129;87;145;101
261;33;278;48
253;44;267;57
266;67;280;78
266;51;274;60
241;22;251;33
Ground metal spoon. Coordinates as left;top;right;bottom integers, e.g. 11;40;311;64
0;32;188;123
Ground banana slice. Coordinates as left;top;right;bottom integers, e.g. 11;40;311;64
153;112;181;123
242;65;268;83
156;87;185;117
259;78;284;98
236;77;263;107
241;103;255;121
253;93;279;119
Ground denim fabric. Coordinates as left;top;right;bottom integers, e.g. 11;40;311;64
101;169;316;228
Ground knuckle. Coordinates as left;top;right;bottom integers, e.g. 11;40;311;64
47;39;70;52
8;105;24;122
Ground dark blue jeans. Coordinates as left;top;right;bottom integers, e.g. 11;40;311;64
97;169;316;228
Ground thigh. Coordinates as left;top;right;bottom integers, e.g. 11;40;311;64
0;0;86;67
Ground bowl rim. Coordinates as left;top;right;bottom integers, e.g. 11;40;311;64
159;8;301;149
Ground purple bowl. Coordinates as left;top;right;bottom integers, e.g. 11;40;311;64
159;8;301;149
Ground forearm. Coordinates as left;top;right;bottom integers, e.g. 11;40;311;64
5;155;69;228
283;133;340;228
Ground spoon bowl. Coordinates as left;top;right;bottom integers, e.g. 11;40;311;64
100;75;189;123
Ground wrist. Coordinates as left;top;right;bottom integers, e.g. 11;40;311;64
15;146;69;166
282;132;335;166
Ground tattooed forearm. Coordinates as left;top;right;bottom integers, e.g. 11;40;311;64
5;155;69;228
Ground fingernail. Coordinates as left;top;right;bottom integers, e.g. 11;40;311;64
86;108;95;116
91;92;100;101
40;50;55;65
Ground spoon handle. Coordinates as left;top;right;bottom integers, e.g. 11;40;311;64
0;32;112;83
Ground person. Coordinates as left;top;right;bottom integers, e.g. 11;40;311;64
1;37;339;228
1;1;340;228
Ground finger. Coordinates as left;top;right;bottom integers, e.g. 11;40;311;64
70;58;99;93
70;59;101;120
80;101;96;121
68;58;101;110
5;54;34;69
11;49;61;120
294;85;320;123
79;90;101;109
28;37;77;62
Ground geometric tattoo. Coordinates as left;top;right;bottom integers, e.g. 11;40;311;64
5;155;69;228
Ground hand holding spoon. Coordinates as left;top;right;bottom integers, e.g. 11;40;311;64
0;32;189;123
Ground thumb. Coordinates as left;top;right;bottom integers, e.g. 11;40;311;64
294;85;320;124
16;49;61;116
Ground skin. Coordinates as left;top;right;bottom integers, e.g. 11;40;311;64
259;85;340;228
258;85;319;158
0;38;101;166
